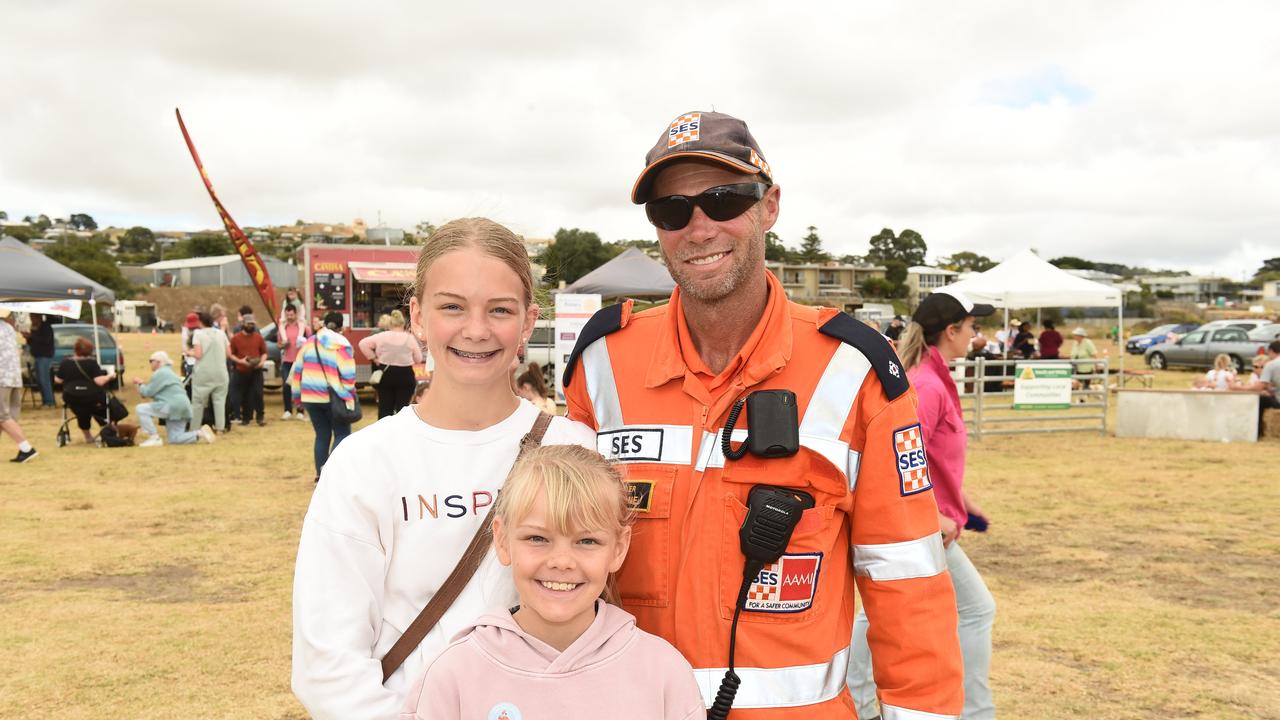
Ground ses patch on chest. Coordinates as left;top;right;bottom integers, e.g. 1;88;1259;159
744;553;822;613
599;427;664;462
893;423;932;496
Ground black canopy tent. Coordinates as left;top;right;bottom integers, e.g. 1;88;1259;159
0;236;117;363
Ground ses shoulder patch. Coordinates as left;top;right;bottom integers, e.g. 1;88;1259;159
893;423;932;496
744;552;822;613
818;312;910;401
561;302;626;389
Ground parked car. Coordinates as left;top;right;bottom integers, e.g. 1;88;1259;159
1144;326;1265;372
525;319;557;387
1126;323;1199;354
1247;323;1280;344
22;323;125;391
1195;318;1272;334
258;323;284;388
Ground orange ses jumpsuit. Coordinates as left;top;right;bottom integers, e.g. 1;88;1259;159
564;272;963;720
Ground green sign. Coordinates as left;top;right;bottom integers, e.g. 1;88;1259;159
1013;363;1073;409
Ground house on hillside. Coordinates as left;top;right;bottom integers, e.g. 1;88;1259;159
767;261;880;312
906;266;958;307
1137;274;1231;303
144;255;299;288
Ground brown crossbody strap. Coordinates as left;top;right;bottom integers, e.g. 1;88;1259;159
380;410;554;682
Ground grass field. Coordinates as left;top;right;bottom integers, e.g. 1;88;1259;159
1;333;1277;719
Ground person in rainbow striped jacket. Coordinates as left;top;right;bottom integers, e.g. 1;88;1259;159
288;311;358;481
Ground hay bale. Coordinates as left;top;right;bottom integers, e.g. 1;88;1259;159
1262;408;1280;441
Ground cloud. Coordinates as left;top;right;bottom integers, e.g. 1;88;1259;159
1;0;1277;277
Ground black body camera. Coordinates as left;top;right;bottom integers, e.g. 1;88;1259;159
721;390;800;461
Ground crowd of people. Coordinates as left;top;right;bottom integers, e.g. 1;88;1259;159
8;108;1280;720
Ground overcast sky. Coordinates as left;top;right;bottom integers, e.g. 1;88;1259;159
2;1;1277;278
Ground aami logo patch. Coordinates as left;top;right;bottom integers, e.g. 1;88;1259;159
600;428;664;462
894;423;932;496
744;552;822;613
667;112;701;148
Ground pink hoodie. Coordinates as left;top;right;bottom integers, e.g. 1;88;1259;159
400;601;706;720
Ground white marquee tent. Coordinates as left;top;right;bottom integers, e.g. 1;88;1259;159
936;248;1126;372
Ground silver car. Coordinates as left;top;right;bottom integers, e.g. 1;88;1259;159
1144;326;1265;372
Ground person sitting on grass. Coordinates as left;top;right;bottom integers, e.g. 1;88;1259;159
399;444;705;720
133;351;215;447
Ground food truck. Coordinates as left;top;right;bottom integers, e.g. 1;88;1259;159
297;243;428;384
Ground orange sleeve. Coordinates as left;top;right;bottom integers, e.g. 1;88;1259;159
849;384;964;717
564;353;599;431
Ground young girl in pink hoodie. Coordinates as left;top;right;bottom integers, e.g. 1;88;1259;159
400;445;706;720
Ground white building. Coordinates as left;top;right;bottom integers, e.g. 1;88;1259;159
1137;274;1230;303
144;254;299;288
906;265;958;307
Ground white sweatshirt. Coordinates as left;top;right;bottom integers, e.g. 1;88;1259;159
291;400;596;720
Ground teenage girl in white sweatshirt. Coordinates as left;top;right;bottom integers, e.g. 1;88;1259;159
291;218;596;720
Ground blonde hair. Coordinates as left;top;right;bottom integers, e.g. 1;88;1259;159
1213;353;1234;372
412;218;534;307
388;309;406;329
376;313;392;331
495;445;633;603
898;320;959;372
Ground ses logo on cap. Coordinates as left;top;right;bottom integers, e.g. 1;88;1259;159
745;552;822;613
667;113;701;148
894;423;932;496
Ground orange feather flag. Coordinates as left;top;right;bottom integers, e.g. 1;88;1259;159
175;108;279;321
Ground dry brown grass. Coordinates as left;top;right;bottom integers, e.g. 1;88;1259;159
1;334;1276;718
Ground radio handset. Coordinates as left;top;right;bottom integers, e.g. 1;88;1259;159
707;485;815;720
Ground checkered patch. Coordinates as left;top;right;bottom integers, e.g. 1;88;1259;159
749;148;771;177
744;553;822;613
667;113;701;148
894;423;932;496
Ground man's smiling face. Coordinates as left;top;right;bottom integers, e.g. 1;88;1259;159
649;161;779;304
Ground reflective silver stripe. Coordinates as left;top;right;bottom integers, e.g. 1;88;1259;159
581;339;623;431
798;342;870;445
694;428;748;471
847;450;861;491
692;647;849;709
881;704;959;720
596;424;694;465
799;434;850;483
853;533;946;581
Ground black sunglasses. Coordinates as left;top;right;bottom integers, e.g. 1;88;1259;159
645;183;769;231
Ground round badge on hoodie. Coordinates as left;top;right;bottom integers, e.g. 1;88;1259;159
488;703;522;720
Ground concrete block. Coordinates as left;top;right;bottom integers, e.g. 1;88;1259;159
1115;390;1259;443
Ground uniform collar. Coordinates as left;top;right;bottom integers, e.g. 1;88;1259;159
645;270;793;390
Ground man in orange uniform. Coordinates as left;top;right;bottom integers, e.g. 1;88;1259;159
563;111;963;719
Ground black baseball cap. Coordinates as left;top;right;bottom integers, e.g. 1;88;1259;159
632;111;773;203
912;289;995;334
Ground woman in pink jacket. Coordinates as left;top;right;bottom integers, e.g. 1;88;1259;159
400;444;705;720
848;289;998;720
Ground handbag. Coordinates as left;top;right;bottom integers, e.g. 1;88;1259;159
380;411;553;682
312;337;362;424
368;366;384;386
105;393;129;422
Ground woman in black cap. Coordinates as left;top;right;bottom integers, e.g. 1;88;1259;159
849;288;998;720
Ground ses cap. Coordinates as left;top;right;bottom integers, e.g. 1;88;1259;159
632;111;773;204
911;289;995;335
